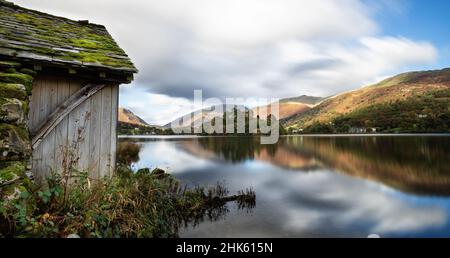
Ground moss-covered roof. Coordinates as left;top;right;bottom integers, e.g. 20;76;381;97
0;0;137;76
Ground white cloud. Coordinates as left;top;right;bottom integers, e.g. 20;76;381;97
15;0;439;125
120;86;197;125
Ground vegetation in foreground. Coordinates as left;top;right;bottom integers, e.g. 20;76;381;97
0;164;255;238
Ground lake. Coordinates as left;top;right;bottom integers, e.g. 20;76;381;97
118;135;450;237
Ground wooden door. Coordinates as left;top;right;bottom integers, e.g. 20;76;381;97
29;74;118;181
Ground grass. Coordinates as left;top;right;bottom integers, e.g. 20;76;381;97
0;165;255;238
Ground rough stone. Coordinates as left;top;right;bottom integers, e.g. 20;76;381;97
0;98;26;125
0;72;33;92
0;83;27;100
0;123;31;161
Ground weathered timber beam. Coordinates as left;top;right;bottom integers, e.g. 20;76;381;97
31;83;106;149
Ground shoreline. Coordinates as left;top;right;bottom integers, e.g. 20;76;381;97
119;133;450;139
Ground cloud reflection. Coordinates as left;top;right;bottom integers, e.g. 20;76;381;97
127;138;449;237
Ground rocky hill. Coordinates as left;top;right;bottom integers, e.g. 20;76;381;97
118;107;149;127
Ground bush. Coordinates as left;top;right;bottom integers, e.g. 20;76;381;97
0;166;254;238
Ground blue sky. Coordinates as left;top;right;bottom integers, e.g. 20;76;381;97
370;0;450;69
15;0;450;125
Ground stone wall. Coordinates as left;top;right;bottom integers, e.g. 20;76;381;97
0;60;35;202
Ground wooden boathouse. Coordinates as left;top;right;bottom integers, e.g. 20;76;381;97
0;0;137;180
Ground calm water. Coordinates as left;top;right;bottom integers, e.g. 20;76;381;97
119;135;450;237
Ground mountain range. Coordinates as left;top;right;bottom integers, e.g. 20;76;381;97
162;96;323;129
121;67;450;134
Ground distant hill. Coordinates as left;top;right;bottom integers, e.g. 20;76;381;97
284;68;450;133
165;96;323;129
253;95;323;121
164;104;249;129
118;107;150;127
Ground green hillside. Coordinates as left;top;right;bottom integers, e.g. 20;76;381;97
285;68;450;133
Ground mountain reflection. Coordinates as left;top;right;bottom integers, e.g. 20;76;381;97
179;136;450;196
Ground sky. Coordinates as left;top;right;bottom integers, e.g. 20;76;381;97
15;0;450;126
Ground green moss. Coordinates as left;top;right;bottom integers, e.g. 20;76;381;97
0;61;21;69
13;13;35;23
59;51;133;68
0;123;29;142
22;100;29;116
0;83;27;100
0;73;33;93
19;68;37;77
70;39;100;49
0;161;26;181
3;68;16;73
13;13;53;26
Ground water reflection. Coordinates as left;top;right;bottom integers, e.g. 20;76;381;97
119;135;450;237
181;136;450;196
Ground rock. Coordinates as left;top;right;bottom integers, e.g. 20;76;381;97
151;168;167;179
0;73;33;93
0;83;27;100
67;234;80;238
136;168;167;178
151;168;166;176
136;168;151;175
25;171;33;180
0;98;26;125
0;124;31;161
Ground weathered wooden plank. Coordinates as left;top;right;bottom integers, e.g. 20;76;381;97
32;142;44;182
48;78;58;170
34;76;48;178
54;77;70;173
67;79;82;151
41;130;56;176
99;86;112;178
40;77;55;177
88;90;102;179
28;75;41;133
77;89;91;172
32;83;106;149
39;75;49;126
109;85;119;176
30;76;42;179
